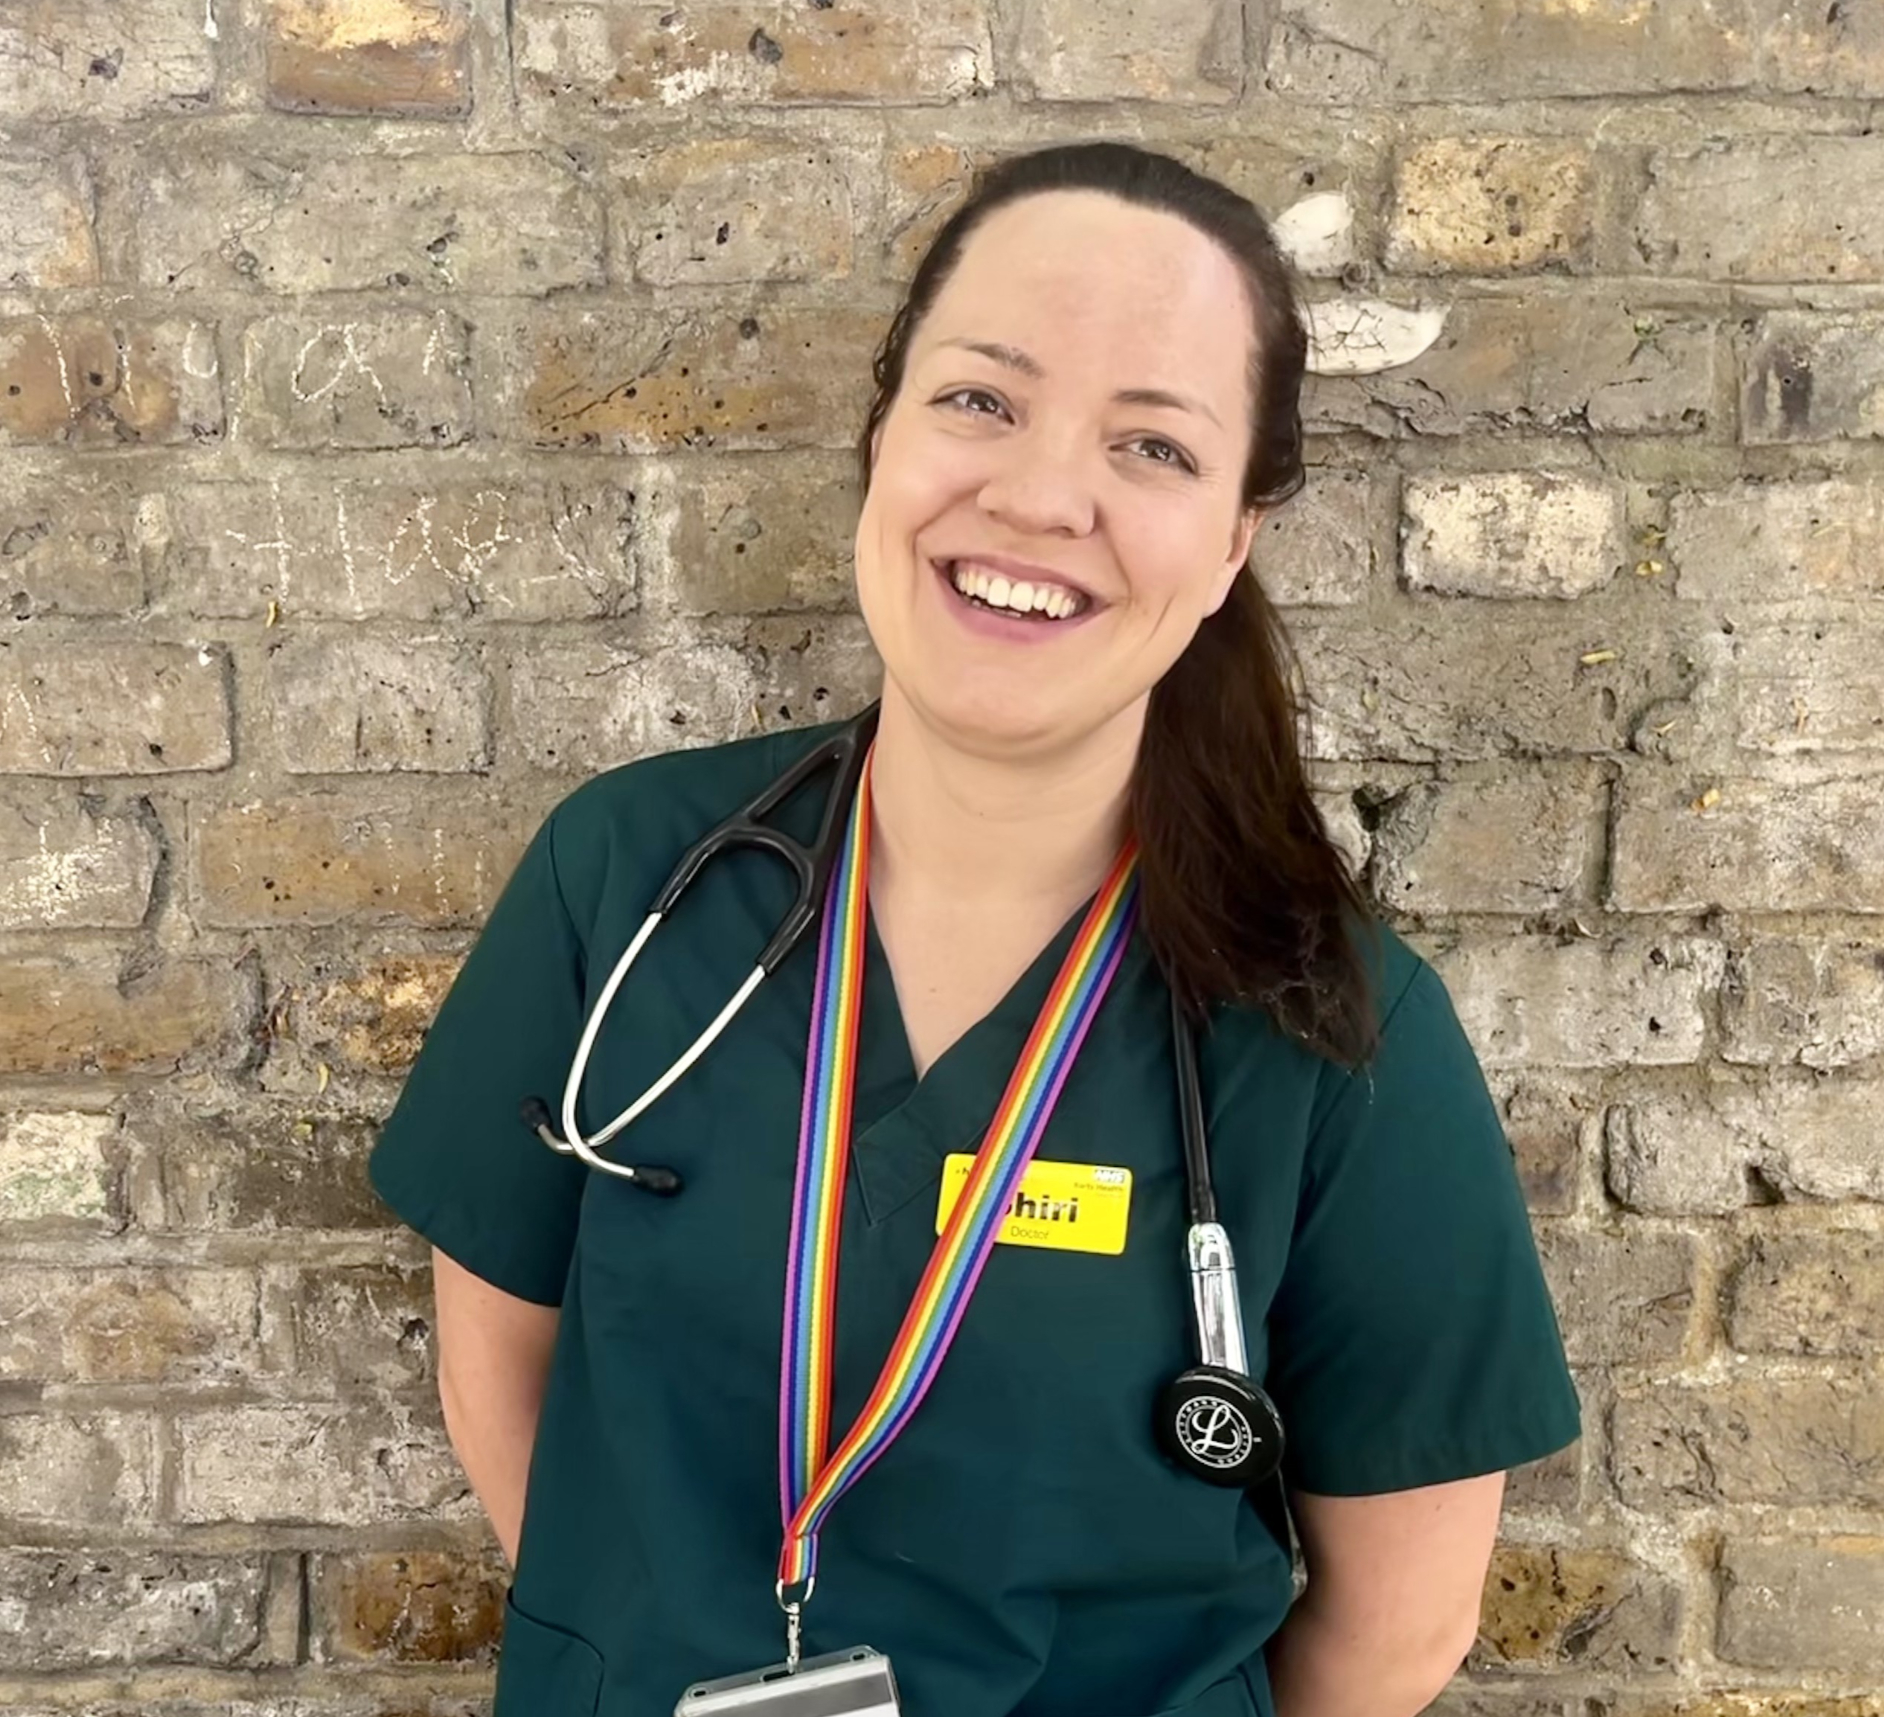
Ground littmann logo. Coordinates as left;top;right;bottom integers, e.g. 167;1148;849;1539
1174;1394;1256;1470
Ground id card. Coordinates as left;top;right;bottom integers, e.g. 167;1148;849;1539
675;1646;900;1716
936;1155;1132;1255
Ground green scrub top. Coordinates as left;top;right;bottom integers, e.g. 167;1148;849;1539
368;721;1581;1717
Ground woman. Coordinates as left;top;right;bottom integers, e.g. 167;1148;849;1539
369;141;1581;1717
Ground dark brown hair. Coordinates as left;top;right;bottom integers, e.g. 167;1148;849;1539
856;141;1380;1068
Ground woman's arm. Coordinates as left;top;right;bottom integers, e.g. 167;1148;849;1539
1265;1471;1505;1717
431;1246;562;1567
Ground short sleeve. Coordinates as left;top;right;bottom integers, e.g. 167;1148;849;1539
1264;960;1582;1495
368;809;591;1306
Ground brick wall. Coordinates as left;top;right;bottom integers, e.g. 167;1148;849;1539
2;1;1880;1711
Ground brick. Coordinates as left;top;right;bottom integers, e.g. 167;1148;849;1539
1505;1432;1583;1513
1728;1229;1884;1358
140;1104;393;1233
146;477;637;622
276;950;462;1079
0;1268;259;1384
1607;1080;1884;1215
508;639;758;774
1370;766;1604;914
1255;470;1379;608
1613;1375;1884;1507
1612;770;1884;914
1611;1700;1884;1717
1762;0;1884;95
1721;939;1884;1070
880;142;989;277
745;615;882;731
0;151;98;288
0;787;162;929
1536;1228;1699;1367
0;0;215;122
1305;298;1716;439
313;1547;505;1663
1312;788;1369;882
1388;140;1595;274
270;638;491;775
0;642;230;776
1687;623;1884;758
1401;473;1621;599
1718;1537;1884;1672
0;1111;119;1228
1486;1073;1590;1216
1295;612;1693;762
239;310;473;451
0;1412;156;1526
1471;1544;1680;1675
1743;312;1884;442
0;316;223;448
515;0;992;109
266;0;471;114
655;455;858;616
0;470;145;616
614;139;854;287
1428;936;1722;1070
1014;0;1240;101
175;1403;474;1525
1428;1698;1579;1717
1635;138;1884;282
193;795;536;927
112;148;602;297
284;1264;434;1391
0;952;255;1077
1671;479;1884;601
0;1549;266;1670
496;304;880;452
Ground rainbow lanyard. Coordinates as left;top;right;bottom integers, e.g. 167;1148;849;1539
777;751;1141;1595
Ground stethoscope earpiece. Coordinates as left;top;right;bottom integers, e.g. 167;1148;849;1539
1156;1365;1285;1489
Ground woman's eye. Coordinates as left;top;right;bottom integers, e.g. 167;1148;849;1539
935;391;1195;474
1132;438;1195;473
939;387;1007;416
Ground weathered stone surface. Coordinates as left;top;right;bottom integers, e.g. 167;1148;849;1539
284;1264;434;1391
0;1112;119;1229
0;0;216;122
1636;138;1884;281
507;639;758;773
1388;139;1596;274
1428;936;1722;1070
515;0;992;108
145;477;637;621
1505;1432;1583;1514
111;148;604;296
270;638;492;774
0;643;230;775
0;470;145;617
1721;939;1884;1070
0;787;162;929
193;796;537;928
1370;766;1604;914
1610;1699;1884;1717
494;304;881;453
613;139;855;286
1535;1227;1699;1366
1257;470;1380;608
0;953;256;1077
745;615;882;731
1606;1079;1884;1215
0;1549;266;1669
1428;1696;1580;1717
1743;313;1884;443
1717;1537;1884;1673
1304;297;1715;438
1471;1544;1681;1675
1613;1375;1884;1507
272;950;462;1079
174;1403;474;1525
1013;0;1240;101
879;141;994;277
1682;623;1884;758
1727;1228;1884;1357
1401;473;1622;598
0;151;99;289
0;317;222;448
266;0;472;114
1671;479;1884;602
239;310;474;450
313;1547;506;1663
0;1268;260;1384
1485;1072;1591;1216
0;1412;156;1526
1612;770;1884;913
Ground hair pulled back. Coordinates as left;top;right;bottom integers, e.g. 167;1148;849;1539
856;141;1379;1068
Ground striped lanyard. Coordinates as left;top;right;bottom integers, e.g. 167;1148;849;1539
777;748;1141;1599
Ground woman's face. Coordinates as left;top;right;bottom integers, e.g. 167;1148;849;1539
854;189;1263;758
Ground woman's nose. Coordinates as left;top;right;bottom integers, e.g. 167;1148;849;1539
974;430;1098;537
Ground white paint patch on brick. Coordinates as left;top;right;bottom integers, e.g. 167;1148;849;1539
1403;472;1622;598
0;1112;116;1224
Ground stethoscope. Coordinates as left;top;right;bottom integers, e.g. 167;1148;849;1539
523;705;1286;1493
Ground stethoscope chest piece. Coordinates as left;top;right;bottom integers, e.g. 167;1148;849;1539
1156;1365;1285;1488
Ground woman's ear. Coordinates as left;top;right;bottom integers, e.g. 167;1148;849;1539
1203;507;1265;618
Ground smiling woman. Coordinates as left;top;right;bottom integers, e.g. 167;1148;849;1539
367;141;1581;1717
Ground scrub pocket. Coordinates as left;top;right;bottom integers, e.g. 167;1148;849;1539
1147;1669;1261;1717
494;1588;605;1717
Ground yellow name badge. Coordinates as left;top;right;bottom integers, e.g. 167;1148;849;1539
935;1156;1132;1256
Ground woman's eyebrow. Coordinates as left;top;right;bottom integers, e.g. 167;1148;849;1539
932;336;1222;428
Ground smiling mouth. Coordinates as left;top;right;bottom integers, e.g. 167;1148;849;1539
938;560;1092;622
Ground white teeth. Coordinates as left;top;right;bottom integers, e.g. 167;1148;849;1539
946;560;1083;620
